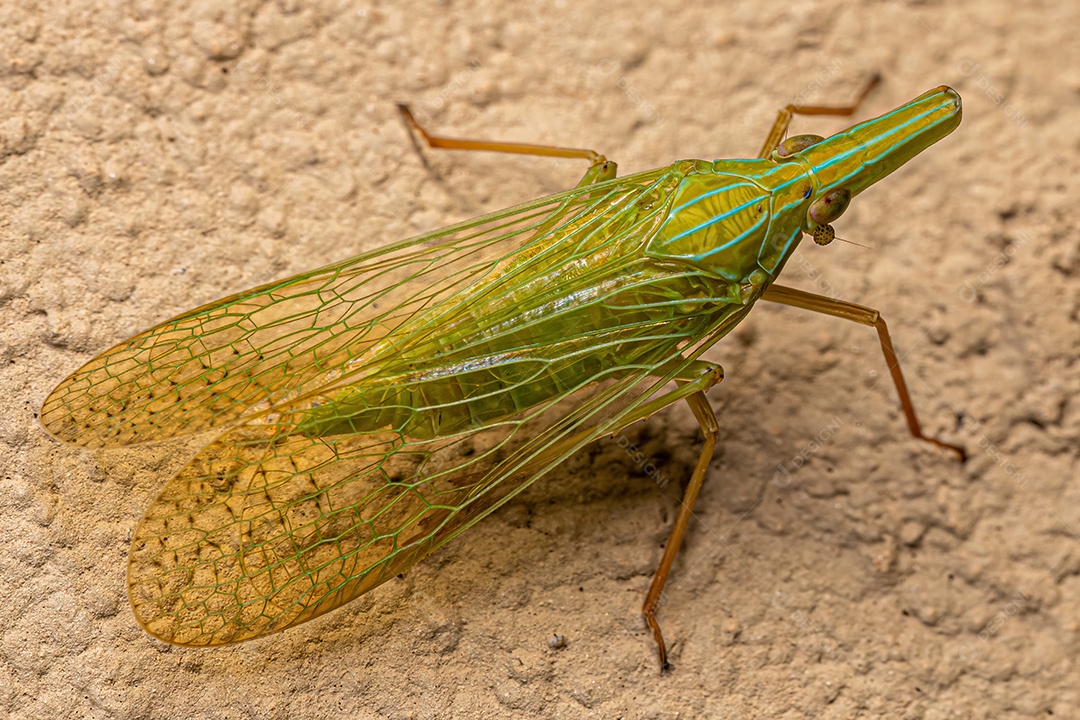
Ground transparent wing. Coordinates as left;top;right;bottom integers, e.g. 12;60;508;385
41;166;670;448
49;156;753;645
126;318;737;646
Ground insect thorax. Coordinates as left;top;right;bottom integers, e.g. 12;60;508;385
645;159;809;287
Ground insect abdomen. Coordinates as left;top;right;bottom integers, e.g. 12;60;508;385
296;266;742;440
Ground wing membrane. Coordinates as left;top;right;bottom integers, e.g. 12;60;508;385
128;351;686;646
41;167;669;448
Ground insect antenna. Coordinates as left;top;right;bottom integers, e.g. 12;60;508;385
833;235;874;250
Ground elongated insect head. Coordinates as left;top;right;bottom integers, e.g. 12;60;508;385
797;86;962;202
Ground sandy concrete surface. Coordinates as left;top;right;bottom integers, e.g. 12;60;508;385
3;0;1078;717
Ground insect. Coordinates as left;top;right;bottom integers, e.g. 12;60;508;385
41;79;965;670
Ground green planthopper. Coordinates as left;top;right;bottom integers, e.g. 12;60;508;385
41;78;964;670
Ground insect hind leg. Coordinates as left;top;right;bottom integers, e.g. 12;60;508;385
608;360;724;672
397;104;616;185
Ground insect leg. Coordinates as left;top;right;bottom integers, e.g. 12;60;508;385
761;284;965;460
628;361;724;672
757;74;882;159
397;104;616;184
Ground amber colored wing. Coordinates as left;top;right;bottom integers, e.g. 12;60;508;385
125;335;734;646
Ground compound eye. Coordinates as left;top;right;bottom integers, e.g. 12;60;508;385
809;188;851;226
775;134;825;158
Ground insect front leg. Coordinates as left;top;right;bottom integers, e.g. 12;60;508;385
757;74;881;159
762;283;965;460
